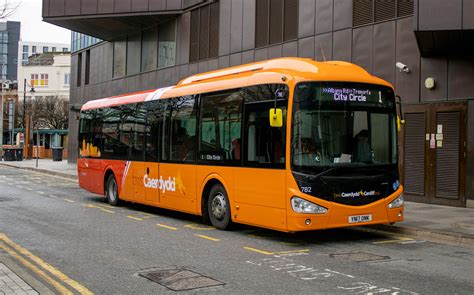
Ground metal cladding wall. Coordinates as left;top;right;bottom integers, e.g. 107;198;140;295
65;0;474;202
42;0;196;16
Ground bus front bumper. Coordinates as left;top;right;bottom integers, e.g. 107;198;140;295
286;191;404;232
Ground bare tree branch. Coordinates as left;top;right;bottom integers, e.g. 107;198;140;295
16;96;69;130
0;0;21;20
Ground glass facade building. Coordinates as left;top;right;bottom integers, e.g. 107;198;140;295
0;21;20;81
71;32;101;52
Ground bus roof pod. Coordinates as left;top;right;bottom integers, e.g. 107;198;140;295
177;57;322;86
81;58;391;111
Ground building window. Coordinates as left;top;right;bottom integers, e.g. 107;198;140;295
30;74;38;86
255;0;298;48
189;3;219;63
22;45;28;52
0;42;7;55
22;53;28;64
1;64;6;79
158;20;176;68
77;53;82;86
52;47;57;52
32;46;36;54
85;50;90;85
43;46;48;52
1;32;7;43
126;34;141;75
353;0;414;26
113;39;126;78
62;47;68;52
141;27;158;72
71;32;101;53
1;65;5;77
64;73;70;86
40;74;49;86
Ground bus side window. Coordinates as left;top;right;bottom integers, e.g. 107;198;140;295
89;108;103;158
120;104;137;160
199;89;243;165
78;111;92;157
243;84;288;168
167;95;198;163
144;100;165;162
101;106;122;160
132;104;147;161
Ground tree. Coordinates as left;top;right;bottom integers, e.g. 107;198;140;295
0;1;21;19
16;96;69;130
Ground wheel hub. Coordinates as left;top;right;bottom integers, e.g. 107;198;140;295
108;179;117;202
211;193;226;221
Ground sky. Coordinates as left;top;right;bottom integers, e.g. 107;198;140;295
4;0;71;44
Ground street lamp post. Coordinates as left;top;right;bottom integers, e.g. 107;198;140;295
0;79;10;160
23;78;35;130
22;79;35;159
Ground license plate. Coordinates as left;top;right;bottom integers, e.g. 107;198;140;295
348;214;372;224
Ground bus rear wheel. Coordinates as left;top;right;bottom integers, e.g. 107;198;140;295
105;174;120;206
208;184;231;230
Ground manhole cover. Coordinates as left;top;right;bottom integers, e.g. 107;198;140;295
330;251;390;262
139;268;224;291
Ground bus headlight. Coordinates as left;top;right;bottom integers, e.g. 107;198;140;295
388;194;404;209
291;197;328;214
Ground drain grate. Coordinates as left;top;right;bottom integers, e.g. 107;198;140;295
139;268;224;291
329;251;390;262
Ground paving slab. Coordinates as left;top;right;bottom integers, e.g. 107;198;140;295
0;256;53;295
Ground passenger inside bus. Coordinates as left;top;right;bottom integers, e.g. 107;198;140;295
231;138;241;160
173;127;195;162
352;129;372;163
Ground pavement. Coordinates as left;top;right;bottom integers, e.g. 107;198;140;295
0;159;77;180
0;158;473;249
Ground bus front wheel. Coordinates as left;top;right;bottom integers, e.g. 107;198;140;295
106;174;120;206
208;184;231;230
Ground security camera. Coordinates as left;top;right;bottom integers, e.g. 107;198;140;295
396;62;410;73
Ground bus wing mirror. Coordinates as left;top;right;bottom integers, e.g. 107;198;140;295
269;108;283;127
395;95;405;132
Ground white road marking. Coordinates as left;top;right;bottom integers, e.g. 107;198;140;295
246;254;418;294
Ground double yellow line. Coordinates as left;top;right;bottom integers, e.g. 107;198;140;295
0;233;93;294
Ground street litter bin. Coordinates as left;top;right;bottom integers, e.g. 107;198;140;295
52;147;63;161
15;148;24;161
4;148;16;161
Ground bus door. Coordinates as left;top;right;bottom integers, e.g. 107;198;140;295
159;95;199;213
77;158;90;189
132;104;147;203
234;98;287;230
144;101;163;205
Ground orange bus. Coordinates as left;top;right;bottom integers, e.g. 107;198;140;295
78;58;404;232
